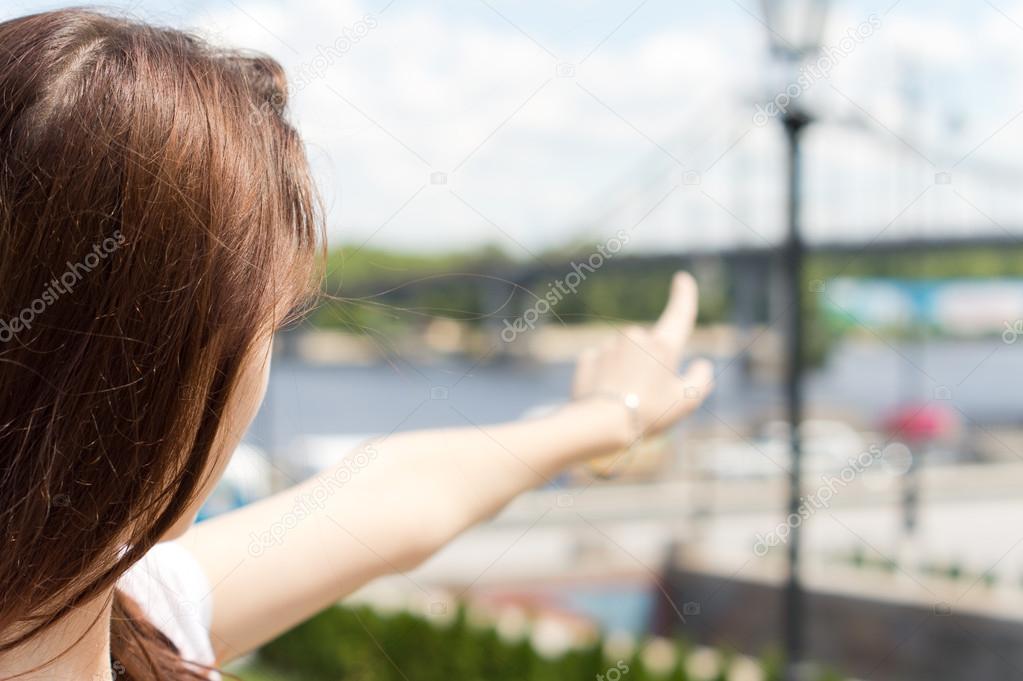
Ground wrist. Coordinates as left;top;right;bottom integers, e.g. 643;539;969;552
554;396;635;460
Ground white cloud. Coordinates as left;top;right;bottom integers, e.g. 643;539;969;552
6;0;1022;252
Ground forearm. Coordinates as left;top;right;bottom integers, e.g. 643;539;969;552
182;398;629;661
377;398;630;546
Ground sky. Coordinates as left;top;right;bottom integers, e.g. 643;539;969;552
4;0;1023;256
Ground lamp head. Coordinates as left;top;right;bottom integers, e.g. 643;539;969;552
761;0;830;60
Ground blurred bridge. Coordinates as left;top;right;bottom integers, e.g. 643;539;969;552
331;97;1023;338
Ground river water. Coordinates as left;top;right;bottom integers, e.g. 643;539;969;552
247;338;1020;458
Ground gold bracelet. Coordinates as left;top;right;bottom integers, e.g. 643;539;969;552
583;392;641;479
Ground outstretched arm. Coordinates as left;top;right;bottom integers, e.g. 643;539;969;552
179;272;713;663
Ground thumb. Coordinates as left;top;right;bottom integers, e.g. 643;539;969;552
573;347;599;398
676;358;714;408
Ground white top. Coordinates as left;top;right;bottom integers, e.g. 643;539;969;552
117;541;218;677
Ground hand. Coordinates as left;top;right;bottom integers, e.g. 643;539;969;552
572;271;713;440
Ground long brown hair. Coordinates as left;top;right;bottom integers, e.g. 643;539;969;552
0;8;321;679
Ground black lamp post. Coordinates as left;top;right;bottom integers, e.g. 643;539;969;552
760;2;829;679
781;105;811;681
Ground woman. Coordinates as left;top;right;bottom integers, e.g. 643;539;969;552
0;8;713;681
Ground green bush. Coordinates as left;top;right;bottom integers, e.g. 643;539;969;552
248;604;844;681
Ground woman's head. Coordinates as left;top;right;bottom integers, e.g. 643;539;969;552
0;7;321;676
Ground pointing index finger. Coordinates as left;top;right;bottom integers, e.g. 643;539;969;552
653;271;698;351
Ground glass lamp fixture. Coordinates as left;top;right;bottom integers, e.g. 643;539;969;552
761;0;830;60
